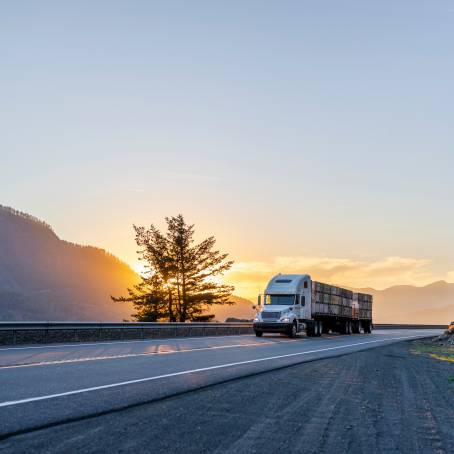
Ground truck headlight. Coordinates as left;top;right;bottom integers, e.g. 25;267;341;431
254;317;260;322
280;317;290;323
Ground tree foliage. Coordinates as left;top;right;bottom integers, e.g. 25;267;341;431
112;215;234;322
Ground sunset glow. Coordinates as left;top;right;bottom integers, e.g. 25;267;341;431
3;1;454;307
223;256;453;301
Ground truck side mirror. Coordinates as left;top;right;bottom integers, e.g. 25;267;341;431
257;295;262;306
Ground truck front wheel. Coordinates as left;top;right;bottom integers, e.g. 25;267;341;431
287;322;298;338
254;330;263;337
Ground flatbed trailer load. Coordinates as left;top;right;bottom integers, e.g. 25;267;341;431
253;274;373;337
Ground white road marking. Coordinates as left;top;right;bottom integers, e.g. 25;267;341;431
0;334;255;352
0;341;277;369
0;335;425;408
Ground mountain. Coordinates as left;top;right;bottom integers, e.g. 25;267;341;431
213;295;255;322
362;281;454;324
408;305;454;325
0;205;139;321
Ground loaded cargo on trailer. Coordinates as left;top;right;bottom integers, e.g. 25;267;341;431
253;274;373;338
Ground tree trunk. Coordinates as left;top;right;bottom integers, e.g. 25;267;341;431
168;287;175;322
176;276;182;321
182;274;187;322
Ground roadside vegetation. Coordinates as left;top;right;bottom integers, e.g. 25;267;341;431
411;328;454;363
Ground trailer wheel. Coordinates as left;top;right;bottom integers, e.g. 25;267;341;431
254;331;263;337
313;322;319;337
339;322;346;335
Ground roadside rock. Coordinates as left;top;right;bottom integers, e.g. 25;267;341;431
439;330;454;346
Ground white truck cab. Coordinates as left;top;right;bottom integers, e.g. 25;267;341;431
253;274;311;337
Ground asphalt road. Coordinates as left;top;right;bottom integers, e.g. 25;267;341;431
0;329;442;442
3;339;451;454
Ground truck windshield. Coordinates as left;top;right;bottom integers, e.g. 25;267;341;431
264;295;295;305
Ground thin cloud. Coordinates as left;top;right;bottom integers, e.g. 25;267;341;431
161;172;222;183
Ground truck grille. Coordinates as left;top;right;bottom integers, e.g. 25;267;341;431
261;311;281;320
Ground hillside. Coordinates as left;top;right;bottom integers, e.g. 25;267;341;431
213;295;255;322
0;205;139;321
364;281;454;324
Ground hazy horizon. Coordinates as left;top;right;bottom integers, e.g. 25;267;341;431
2;203;454;324
3;1;454;300
4;202;454;303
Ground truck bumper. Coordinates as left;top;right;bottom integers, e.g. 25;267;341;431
253;322;292;333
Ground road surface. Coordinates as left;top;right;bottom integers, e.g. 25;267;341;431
0;329;442;442
2;340;451;454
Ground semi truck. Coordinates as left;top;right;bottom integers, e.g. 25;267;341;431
253;274;373;338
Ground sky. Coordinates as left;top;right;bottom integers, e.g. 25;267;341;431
2;1;454;299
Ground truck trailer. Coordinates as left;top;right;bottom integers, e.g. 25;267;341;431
253;274;373;337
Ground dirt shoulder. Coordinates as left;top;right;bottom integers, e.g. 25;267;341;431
1;339;453;454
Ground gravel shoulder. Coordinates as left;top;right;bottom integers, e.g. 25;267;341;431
1;339;453;454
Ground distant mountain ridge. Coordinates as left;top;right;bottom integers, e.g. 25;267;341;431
212;295;255;322
361;281;454;324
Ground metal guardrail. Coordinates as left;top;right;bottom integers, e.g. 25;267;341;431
0;322;445;346
0;321;253;329
373;324;447;330
0;321;446;329
0;322;254;346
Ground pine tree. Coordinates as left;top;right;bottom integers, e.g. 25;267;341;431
112;215;234;322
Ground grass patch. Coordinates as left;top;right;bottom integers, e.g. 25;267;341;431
429;354;454;363
411;339;454;363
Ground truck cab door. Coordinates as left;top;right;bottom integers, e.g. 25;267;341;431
299;285;312;320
